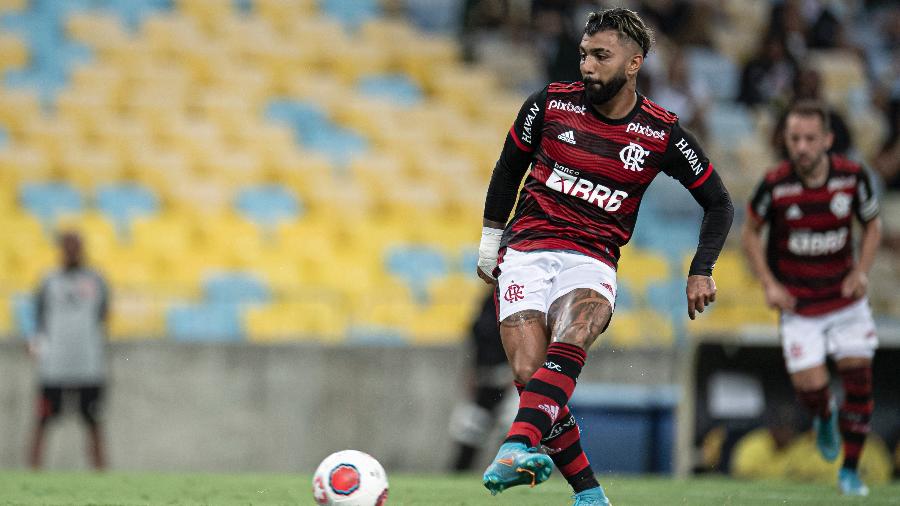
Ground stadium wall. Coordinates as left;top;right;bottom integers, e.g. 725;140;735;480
0;342;677;472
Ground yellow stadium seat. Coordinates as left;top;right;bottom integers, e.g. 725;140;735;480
606;309;675;348
0;0;27;11
57;145;124;191
66;12;128;49
408;302;470;345
141;12;205;58
617;248;671;301
0;145;52;185
108;290;166;339
246;299;347;343
56;88;115;129
396;35;460;90
0;88;40;135
194;212;265;268
0;33;27;72
427;274;485;309
0;294;10;337
175;0;236;31
54;212;120;256
252;250;305;297
20;117;83;165
348;279;416;328
255;0;317;32
198;147;263;186
6;244;56;294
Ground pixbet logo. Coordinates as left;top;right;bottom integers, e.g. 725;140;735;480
626;122;666;140
548;100;586;115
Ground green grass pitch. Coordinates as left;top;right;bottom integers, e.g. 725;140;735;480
0;472;897;505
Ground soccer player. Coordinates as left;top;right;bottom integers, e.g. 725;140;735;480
741;100;882;496
27;231;111;470
475;9;734;505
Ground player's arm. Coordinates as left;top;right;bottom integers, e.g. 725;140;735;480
478;88;546;284
661;124;734;319
842;168;883;298
29;278;48;358
740;180;796;311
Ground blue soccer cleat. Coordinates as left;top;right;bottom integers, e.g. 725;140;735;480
572;486;612;505
838;468;870;496
813;401;840;462
482;442;553;495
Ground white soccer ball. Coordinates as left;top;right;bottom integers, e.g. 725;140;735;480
312;450;389;506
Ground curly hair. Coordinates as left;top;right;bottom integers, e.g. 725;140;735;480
583;8;654;57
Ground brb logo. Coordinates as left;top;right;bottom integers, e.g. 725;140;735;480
504;282;525;303
619;142;649;172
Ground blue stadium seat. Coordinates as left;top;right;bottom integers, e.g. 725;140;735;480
0;127;7;147
19;182;83;225
404;0;462;33
235;185;301;228
457;246;478;274
95;183;159;237
320;0;379;28
264;99;367;166
203;271;271;306
12;294;36;338
357;74;422;107
166;302;243;342
385;245;449;301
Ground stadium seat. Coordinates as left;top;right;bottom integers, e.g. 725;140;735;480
11;293;35;338
19;182;83;226
234;184;301;229
357;74;422;107
167;302;243;342
95;183;159;237
685;46;738;102
384;245;449;301
407;302;470;344
320;0;380;28
202;271;270;306
246;300;347;343
108;290;165;339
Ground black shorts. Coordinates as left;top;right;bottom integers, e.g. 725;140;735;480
38;385;105;426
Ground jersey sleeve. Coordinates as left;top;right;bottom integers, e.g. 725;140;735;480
483;87;547;224
854;166;880;223
660;122;714;190
747;178;773;224
507;88;547;153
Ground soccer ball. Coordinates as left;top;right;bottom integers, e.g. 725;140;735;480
312;450;389;506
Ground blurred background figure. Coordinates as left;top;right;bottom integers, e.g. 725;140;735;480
448;289;513;472
27;231;110;470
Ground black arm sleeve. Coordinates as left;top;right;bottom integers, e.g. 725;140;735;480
660;122;734;276
483;88;547;224
687;171;734;276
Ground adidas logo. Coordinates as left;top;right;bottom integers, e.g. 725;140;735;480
557;130;576;145
537;403;560;421
786;204;803;220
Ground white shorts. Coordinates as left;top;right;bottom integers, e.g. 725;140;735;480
496;248;617;322
780;298;879;374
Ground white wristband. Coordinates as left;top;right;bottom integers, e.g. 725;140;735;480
477;227;503;280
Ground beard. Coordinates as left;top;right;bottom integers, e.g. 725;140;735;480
583;71;628;106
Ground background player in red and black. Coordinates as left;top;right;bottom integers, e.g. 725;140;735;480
475;8;733;505
741;100;882;496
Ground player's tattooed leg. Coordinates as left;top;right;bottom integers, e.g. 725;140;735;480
500;310;549;384
548;288;612;350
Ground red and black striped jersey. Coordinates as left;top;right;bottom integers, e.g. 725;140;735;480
498;81;714;268
747;155;880;316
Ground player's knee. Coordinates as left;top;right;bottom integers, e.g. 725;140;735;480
510;359;542;385
80;402;101;428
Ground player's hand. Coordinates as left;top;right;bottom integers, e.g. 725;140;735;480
476;227;503;285
841;269;868;299
763;280;796;312
686;275;716;320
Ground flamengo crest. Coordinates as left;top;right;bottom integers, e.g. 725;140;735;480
619;142;649;171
